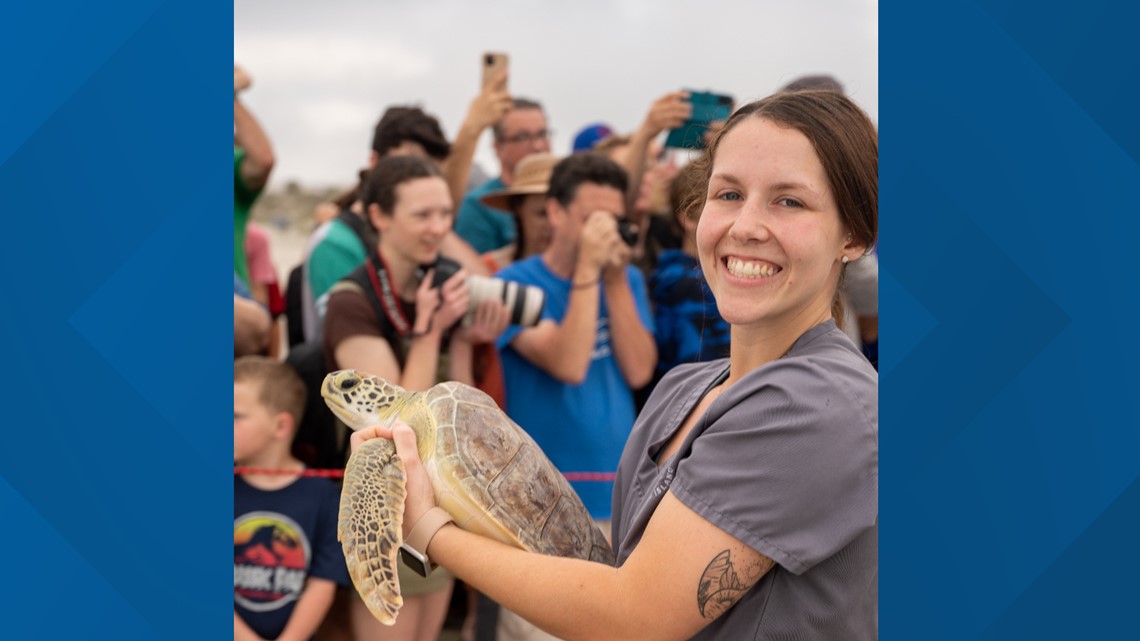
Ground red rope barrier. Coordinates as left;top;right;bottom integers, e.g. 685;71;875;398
234;466;344;478
561;472;617;482
234;467;615;482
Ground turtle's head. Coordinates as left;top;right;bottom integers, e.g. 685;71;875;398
321;370;407;432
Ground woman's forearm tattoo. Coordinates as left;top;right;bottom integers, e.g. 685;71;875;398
696;550;773;619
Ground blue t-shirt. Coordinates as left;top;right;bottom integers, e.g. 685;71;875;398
454;177;515;253
234;476;349;640
495;256;654;518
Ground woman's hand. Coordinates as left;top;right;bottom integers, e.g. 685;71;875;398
350;420;436;538
454;299;510;345
413;269;442;334
433;269;470;332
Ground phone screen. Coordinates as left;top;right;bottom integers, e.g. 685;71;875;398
664;91;734;149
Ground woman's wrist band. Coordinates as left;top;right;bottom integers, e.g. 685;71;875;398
571;279;599;290
400;507;455;576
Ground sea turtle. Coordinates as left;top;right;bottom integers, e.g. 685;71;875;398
322;369;615;624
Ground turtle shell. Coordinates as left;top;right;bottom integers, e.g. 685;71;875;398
323;370;614;626
424;381;613;564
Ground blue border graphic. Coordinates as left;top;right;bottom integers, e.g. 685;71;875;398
0;1;230;638
881;0;1140;638
2;0;1138;638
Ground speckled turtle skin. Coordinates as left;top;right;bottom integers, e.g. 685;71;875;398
322;370;615;625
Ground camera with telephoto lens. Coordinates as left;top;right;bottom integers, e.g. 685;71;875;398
418;257;546;328
616;218;637;247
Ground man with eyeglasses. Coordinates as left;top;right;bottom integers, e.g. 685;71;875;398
454;97;552;260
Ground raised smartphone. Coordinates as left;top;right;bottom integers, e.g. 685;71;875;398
482;52;509;91
664;90;735;149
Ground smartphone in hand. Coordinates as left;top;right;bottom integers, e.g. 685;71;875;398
482;52;509;91
664;91;735;149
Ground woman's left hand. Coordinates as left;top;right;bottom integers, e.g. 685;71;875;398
433;269;470;332
350;420;436;538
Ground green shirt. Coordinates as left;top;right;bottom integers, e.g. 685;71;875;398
233;147;262;287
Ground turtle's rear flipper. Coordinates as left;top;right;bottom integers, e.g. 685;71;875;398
339;437;407;625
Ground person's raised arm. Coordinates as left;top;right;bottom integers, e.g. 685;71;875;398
621;91;691;217
601;255;657;389
234;65;275;192
354;423;775;641
442;70;511;209
507;211;615;384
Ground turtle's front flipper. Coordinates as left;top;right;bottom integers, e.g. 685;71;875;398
339;437;407;625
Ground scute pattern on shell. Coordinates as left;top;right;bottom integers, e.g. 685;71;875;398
339;437;407;625
322;371;616;627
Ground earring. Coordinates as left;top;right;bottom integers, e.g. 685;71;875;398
841;255;849;264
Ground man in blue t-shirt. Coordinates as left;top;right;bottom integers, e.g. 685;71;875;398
496;153;657;521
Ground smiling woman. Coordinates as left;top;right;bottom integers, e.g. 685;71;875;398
691;91;877;349
349;90;879;641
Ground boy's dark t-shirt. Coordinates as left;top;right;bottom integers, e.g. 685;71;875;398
234;476;349;640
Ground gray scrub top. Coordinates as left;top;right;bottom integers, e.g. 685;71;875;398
612;320;878;640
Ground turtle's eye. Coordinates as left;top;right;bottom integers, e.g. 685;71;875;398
340;377;359;391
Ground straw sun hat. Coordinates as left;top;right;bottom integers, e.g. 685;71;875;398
480;152;562;212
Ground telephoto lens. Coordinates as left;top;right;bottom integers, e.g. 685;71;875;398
466;276;545;327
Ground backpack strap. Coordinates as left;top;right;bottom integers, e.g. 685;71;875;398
333;257;407;365
336;208;378;251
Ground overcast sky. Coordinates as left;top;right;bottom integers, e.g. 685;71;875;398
234;0;877;190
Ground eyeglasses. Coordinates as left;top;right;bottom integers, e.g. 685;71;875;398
500;129;553;145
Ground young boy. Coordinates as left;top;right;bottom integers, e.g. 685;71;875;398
234;356;348;641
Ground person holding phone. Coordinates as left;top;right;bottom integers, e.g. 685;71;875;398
454;92;554;256
351;90;879;640
322;155;510;641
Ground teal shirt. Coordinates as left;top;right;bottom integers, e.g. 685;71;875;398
454;177;515;254
308;218;368;319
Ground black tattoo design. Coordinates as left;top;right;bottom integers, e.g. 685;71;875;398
697;550;744;619
696;549;774;619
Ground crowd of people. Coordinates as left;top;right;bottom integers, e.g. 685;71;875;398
234;61;879;641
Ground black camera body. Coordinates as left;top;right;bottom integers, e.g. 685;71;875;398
416;257;463;289
616;218;637;247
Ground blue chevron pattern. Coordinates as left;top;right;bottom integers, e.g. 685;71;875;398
0;1;230;639
882;0;1140;638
